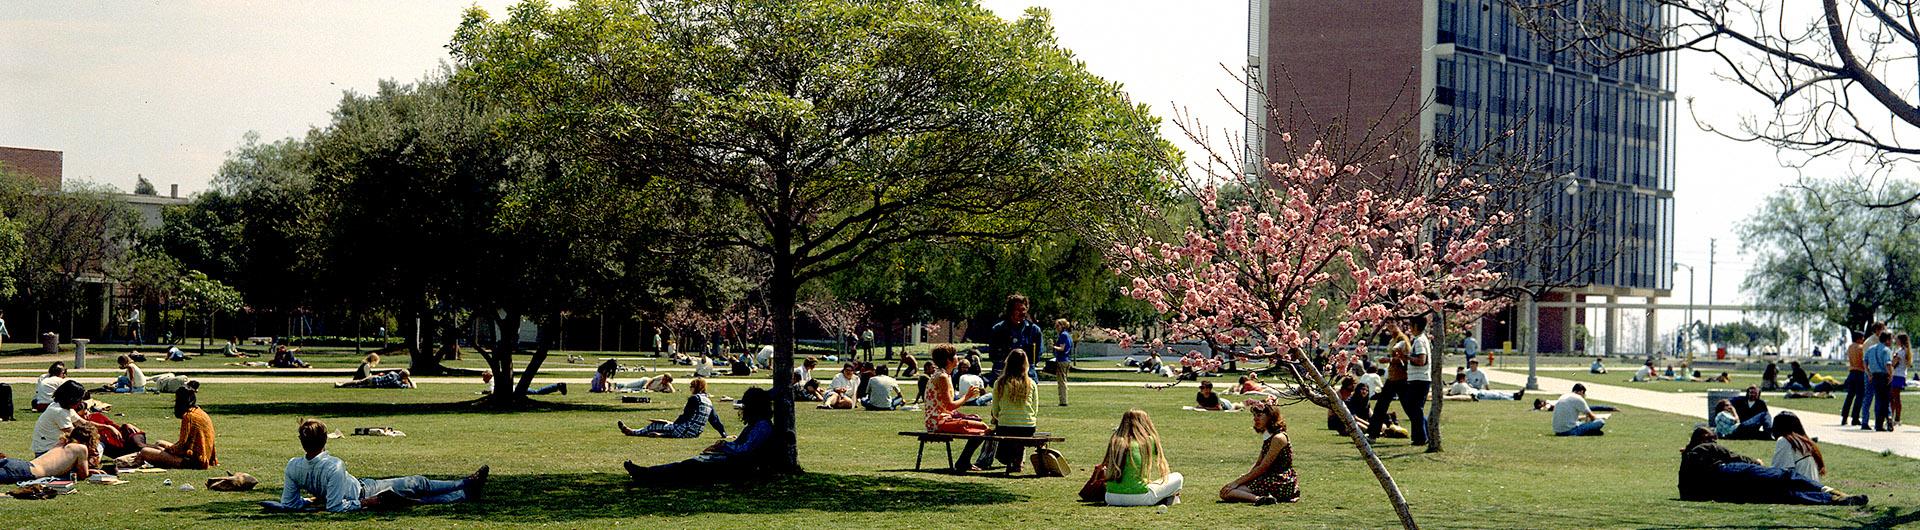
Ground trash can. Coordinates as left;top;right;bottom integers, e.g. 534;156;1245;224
40;332;58;355
1706;389;1740;418
72;338;89;369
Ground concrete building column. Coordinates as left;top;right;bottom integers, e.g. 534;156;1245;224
1604;295;1619;357
1644;306;1659;356
1562;294;1577;353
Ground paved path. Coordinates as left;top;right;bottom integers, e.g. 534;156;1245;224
1484;368;1920;460
0;375;1185;388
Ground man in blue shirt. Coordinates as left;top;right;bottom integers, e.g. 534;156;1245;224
1866;330;1896;431
1462;331;1480;363
262;419;487;512
1049;319;1074;407
988;294;1043;384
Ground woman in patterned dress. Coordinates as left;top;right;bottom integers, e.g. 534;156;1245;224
1219;399;1300;505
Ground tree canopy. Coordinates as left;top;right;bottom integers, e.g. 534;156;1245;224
1739;177;1920;331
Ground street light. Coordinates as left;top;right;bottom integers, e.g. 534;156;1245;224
1673;262;1695;366
1526;173;1583;391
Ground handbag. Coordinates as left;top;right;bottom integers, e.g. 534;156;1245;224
1077;463;1109;502
1031;447;1071;478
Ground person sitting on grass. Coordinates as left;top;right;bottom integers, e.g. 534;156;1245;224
33;381;102;457
624;387;774;483
1711;399;1742;439
1633;360;1656;382
1679;426;1864;505
335;369;414;389
1219;399;1299;505
110;355;147;394
1465;360;1493;391
1591;358;1607;374
0;426;96;482
31;362;67;412
954;360;992;406
727;353;754;376
924;345;989;436
1707;372;1732;383
1102;409;1183;507
618;378;727;439
1770;412;1825;481
1763;361;1781;391
354;353;382;381
270;346;311;369
131;388;217;469
79;407;149;459
794;379;826;402
956;350;1040;473
262;418;488;512
1552;384;1605;436
223;339;254;358
1195;380;1237;411
1724;385;1773;439
1785;361;1812;391
1445;372;1523;401
861;365;904;411
824;363;861;409
166;345;189;362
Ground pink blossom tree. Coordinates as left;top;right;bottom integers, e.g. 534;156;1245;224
1111;135;1513;529
800;294;870;357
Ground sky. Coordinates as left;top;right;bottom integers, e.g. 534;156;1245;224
0;1;1831;351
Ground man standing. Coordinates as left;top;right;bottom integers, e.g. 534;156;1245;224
1553;384;1605;436
653;331;663;356
125;307;142;345
860;327;875;362
1866;330;1895;431
986;294;1042;384
1368;320;1431;446
1842;330;1868;427
1049;319;1074;407
1462;330;1480;364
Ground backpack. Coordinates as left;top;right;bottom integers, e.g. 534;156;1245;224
1031;447;1071;478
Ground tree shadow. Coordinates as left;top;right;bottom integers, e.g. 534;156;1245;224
160;471;1019;523
201;399;633;418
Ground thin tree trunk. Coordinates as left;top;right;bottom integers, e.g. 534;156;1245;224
1300;355;1419;529
490;313;520;400
516;312;557;395
768;250;803;474
1426;312;1445;453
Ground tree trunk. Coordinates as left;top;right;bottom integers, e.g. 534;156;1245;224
487;313;521;402
406;302;448;376
768;247;803;474
1300;353;1420;529
1426;312;1445;453
516;312;556;395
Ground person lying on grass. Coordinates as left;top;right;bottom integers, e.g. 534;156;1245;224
1194;380;1237;411
1219;399;1298;505
262;418;489;512
624;387;774;483
1678;426;1864;506
335;369;414;389
618;378;727;439
0;424;96;482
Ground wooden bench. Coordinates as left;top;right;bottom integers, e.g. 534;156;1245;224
898;431;1065;472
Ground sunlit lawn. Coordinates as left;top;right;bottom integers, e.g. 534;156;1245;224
4;378;1918;529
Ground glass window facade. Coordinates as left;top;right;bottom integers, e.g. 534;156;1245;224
1433;0;1674;293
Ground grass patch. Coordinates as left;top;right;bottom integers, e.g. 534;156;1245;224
4;379;1918;528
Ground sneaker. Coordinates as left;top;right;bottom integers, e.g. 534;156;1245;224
1843;494;1870;506
1253;495;1278;506
1513;389;1526;400
464;465;489;501
558;383;568;396
623;460;646;480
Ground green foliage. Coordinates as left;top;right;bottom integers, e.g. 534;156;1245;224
178;269;243;314
1740;178;1920;330
1697;320;1789;354
2;176;141;323
134;175;157;195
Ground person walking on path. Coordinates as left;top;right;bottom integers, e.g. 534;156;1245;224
1842;330;1868;427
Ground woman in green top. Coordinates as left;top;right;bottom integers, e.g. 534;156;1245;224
1219;399;1300;505
956;350;1040;473
1102;408;1183;506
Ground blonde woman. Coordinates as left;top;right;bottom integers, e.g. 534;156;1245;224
956;350;1039;473
1103;409;1182;506
354;353;381;380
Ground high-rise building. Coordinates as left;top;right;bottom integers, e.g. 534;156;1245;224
1248;0;1675;355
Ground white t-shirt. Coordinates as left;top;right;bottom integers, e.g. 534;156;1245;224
1405;335;1432;382
1771;437;1820;480
1358;373;1384;395
1895;347;1911;380
125;363;147;387
1551;393;1592;434
1634;365;1655;381
33;375;65;405
793;367;812;383
1447;381;1473;396
1465;370;1489;390
863;375;900;407
828;372;860;395
32;402;78;455
956;374;987;399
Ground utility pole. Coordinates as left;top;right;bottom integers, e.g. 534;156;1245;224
1706;238;1716;361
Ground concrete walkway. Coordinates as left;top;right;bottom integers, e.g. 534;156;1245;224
1484;368;1920;460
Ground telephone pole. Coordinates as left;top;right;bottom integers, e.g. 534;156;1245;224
1706;238;1716;361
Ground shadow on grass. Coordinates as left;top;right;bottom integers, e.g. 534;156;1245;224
202;399;633;418
159;471;1020;523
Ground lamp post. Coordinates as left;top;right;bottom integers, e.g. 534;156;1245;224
1673;262;1695;366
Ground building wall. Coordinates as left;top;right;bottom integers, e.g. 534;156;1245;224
0;146;63;190
1264;0;1425;159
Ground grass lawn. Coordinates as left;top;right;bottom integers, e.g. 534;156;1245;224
4;380;1918;528
1539;369;1772;394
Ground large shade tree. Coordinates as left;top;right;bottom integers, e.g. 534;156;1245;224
1739;177;1920;330
452;0;1177;471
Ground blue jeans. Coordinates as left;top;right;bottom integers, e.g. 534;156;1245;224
1729;412;1772;439
1557;419;1605;436
861;396;904;411
361;475;468;505
963;395;993;406
113;375;141;393
1842;371;1867;424
529;382;565;395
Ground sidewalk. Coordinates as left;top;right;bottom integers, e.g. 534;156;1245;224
1484;368;1920;460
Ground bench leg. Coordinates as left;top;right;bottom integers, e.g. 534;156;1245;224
945;440;954;470
915;440;925;470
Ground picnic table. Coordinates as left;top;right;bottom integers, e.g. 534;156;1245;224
898;431;1065;472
